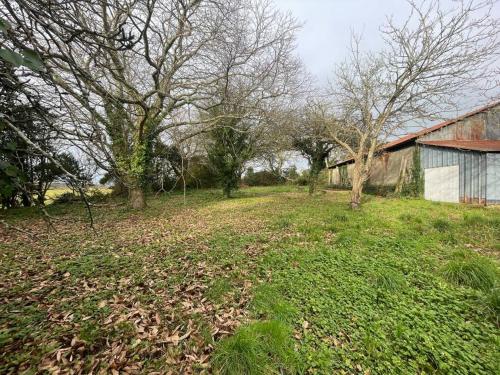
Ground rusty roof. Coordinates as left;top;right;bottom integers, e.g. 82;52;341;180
329;101;500;168
418;140;500;152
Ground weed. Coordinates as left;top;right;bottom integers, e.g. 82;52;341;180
79;321;106;348
251;284;298;322
432;218;451;232
333;212;349;222
371;268;407;292
276;216;292;229
211;320;298;375
485;288;500;320
442;252;497;290
2;186;500;374
463;213;488;226
399;212;422;224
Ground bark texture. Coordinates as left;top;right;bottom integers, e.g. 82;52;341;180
129;187;146;210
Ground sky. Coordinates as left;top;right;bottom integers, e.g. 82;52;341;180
274;0;500;103
267;0;500;171
274;0;409;85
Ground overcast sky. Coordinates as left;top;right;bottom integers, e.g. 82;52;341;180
268;0;499;170
274;0;409;84
274;0;500;108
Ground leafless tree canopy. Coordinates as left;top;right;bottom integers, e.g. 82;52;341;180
326;0;499;208
1;0;498;212
1;0;302;208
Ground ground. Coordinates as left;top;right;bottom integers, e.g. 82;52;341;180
0;186;499;374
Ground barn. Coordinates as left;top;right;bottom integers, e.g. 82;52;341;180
328;102;500;204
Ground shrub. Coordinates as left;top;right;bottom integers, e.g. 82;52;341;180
211;320;299;375
244;170;284;187
295;172;309;186
442;252;497;291
88;189;109;203
53;191;79;204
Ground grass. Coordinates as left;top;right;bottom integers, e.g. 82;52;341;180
45;186;112;204
0;186;499;373
442;250;498;290
211;320;299;375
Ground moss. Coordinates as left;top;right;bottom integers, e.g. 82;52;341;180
401;146;424;197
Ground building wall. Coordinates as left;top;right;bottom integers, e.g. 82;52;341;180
420;105;500;141
486;153;500;204
329;164;352;186
368;146;415;186
420;145;490;204
328;145;416;188
328;104;500;199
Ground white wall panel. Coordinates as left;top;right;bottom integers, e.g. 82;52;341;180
424;165;460;203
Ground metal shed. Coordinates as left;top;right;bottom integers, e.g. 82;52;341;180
419;140;500;204
327;101;500;204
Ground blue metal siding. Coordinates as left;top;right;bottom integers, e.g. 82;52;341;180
421;145;493;204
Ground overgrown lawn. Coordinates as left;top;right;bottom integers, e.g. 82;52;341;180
1;187;499;374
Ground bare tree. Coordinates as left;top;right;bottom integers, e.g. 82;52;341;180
291;101;334;195
326;0;499;208
1;0;302;209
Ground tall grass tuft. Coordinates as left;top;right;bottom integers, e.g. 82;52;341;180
432;218;452;232
371;268;407;292
211;320;299;375
485;287;500;319
442;251;497;291
463;213;488;226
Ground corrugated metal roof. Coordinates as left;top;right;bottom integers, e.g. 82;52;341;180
418;140;500;152
329;101;500;168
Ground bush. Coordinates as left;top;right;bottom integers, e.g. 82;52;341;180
53;189;109;204
244;170;284;187
53;192;79;204
442;251;497;291
211;320;299;375
88;189;109;203
295;171;309;186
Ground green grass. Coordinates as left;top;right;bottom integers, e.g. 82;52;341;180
1;186;499;373
442;251;498;290
211;320;299;375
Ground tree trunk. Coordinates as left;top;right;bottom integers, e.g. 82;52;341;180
129;186;146;209
350;161;364;209
308;176;317;195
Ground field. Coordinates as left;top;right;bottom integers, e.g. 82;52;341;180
44;187;113;204
0;186;499;374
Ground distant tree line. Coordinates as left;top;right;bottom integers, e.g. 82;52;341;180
1;0;498;215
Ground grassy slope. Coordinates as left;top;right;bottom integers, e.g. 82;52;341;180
0;186;498;374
